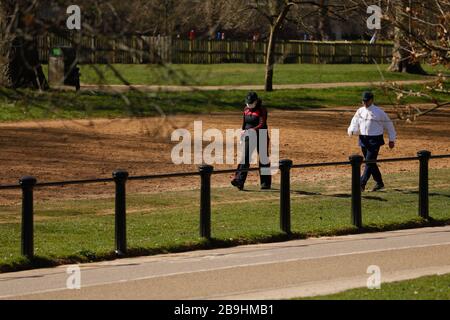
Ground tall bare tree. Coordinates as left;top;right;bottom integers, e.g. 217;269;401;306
251;0;296;91
317;0;332;40
387;0;426;74
0;0;48;89
382;0;449;120
246;0;358;91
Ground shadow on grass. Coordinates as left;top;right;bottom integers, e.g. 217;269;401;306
393;189;450;198
293;190;388;202
2;217;450;274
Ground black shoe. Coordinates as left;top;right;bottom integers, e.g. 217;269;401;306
260;184;271;190
372;183;385;192
231;179;244;190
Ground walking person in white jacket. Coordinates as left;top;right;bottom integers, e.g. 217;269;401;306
348;92;397;192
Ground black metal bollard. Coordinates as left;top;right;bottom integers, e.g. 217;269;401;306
20;176;37;259
113;170;129;256
279;160;293;234
199;165;213;239
417;150;431;219
349;155;364;228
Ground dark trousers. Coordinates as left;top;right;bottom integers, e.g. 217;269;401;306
361;146;383;186
234;136;272;187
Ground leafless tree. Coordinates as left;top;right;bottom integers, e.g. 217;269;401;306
385;0;449;69
242;0;360;91
244;0;295;91
386;0;426;74
0;1;49;89
382;0;449;120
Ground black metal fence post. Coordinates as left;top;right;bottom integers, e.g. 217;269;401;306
199;165;213;239
417;150;431;219
349;155;364;228
279;159;293;234
113;170;129;256
20;176;37;259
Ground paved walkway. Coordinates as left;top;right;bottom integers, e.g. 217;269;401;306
2;226;450;300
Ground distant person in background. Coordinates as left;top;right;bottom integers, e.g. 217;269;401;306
221;32;225;40
189;29;196;41
347;92;397;192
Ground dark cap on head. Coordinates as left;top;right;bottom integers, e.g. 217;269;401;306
362;91;374;102
246;92;258;104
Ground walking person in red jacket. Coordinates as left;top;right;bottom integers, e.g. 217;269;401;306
231;92;272;190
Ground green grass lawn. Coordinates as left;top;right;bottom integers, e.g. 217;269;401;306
300;273;450;300
1;83;448;122
56;64;446;86
2;63;447;122
1;168;449;273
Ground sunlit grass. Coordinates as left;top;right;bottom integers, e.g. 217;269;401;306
0;169;448;272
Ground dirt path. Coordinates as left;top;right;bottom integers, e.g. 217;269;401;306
0;107;448;205
68;79;439;93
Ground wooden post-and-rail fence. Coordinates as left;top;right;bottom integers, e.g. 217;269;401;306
37;35;394;65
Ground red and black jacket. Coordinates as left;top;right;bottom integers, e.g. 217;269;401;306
242;99;268;131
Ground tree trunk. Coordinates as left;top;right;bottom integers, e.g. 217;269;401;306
0;1;49;89
388;26;426;74
0;1;13;87
318;0;332;41
388;0;426;74
205;0;219;39
265;26;276;92
264;2;293;92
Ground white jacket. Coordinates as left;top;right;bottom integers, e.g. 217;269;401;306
348;104;397;142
